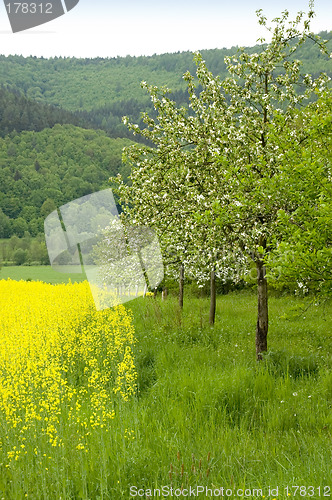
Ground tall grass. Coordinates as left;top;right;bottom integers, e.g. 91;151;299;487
1;287;331;498
123;293;332;493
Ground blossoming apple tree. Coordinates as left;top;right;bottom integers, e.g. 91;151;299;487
113;4;330;358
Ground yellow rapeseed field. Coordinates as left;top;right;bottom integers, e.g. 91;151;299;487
0;279;137;466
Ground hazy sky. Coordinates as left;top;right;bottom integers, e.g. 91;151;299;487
0;0;331;58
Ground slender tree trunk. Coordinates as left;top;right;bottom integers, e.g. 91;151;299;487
209;267;216;325
256;259;268;360
179;263;184;309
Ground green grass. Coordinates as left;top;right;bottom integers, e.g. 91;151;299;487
1;288;331;498
0;265;86;284
122;293;332;494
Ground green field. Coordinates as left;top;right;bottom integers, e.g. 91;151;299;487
0;265;86;284
1;281;331;498
123;293;332;492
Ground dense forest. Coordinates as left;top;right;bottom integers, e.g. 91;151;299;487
0;125;133;239
0;86;98;137
0;86;150;141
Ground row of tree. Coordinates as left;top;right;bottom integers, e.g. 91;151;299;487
0;234;48;266
109;7;331;359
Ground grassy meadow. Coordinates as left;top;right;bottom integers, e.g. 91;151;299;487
0;276;331;499
0;265;87;284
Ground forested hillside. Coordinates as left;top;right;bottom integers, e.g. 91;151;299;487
0;125;134;238
0;31;330;136
1;33;331;111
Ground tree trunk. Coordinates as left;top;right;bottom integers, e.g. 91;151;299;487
256;259;268;360
179;263;184;309
209;267;216;325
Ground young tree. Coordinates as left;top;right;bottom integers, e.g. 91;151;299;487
115;142;231;317
114;5;330;358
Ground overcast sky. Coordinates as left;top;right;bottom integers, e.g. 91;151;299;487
0;0;331;58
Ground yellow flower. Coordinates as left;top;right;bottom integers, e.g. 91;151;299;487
0;279;137;461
